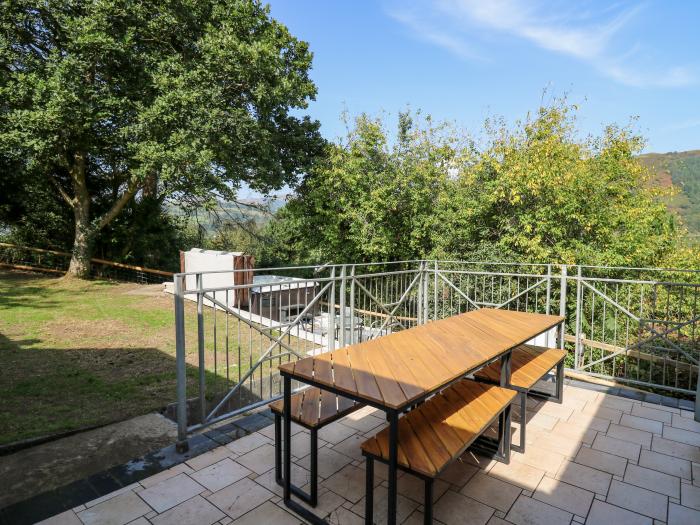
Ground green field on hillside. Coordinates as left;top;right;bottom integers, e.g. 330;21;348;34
640;150;700;244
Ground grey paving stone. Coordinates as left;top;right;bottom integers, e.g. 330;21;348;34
398;473;450;504
638;449;692;480
681;482;700;511
150;495;225;525
511;444;566;475
663;426;700;447
138;474;205;513
235;443;276;475
586;500;653;525
667;502;700;525
631;405;673;424
322;465;372;504
190;458;252;492
582;403;624;423
652;435;700;463
671;414;700;433
331;433;366;461
575;446;628;477
555;460;612;495
461;473;522;513
76;491;152;525
607;480;668;521
489;459;545;491
433;490;495;525
298;445;353;479
225;432;272;456
533;476;594;517
593;434;642;461
186;447;234;472
351;485;418;525
505;495;572;525
624;464;680;498
206;477;274;520
437;458;479;488
317;421;358;444
607;424;653;449
620;414;664;435
234;501;301;525
327;505;365;525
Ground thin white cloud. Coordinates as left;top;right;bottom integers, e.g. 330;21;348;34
661;118;700;133
389;9;485;62
387;0;697;88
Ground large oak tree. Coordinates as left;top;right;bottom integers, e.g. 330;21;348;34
0;0;323;276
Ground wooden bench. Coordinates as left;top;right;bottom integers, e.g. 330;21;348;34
269;387;362;506
361;379;517;525
474;344;566;452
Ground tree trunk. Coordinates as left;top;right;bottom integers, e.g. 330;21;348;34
64;152;140;278
67;202;94;278
67;152;93;278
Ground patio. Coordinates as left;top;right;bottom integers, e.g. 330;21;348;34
39;382;700;525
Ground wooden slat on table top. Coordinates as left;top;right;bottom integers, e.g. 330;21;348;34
278;308;563;410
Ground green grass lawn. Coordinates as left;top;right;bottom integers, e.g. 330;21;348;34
0;270;316;445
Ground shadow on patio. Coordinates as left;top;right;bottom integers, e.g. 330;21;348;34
26;378;700;525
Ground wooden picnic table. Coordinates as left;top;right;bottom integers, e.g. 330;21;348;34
278;308;564;525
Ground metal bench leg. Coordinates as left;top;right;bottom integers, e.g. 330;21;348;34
365;456;374;525
501;403;512;464
310;428;318;507
512;392;526;453
554;361;564;404
424;478;434;525
275;413;282;485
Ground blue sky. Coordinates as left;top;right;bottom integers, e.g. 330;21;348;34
266;0;699;154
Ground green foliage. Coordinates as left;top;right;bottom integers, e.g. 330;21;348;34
265;102;698;268
260;111;470;265
0;0;324;274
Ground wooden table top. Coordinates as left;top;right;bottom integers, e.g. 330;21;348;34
279;308;564;410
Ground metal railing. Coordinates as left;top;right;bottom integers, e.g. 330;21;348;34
173;260;700;445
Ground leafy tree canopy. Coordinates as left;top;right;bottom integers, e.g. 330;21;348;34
261;101;698;269
0;0;324;276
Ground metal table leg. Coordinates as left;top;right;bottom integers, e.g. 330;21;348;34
283;375;291;503
387;409;398;525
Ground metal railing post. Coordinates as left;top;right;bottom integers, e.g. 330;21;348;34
574;265;583;369
433;260;438;321
329;266;336;351
196;273;206;425
545;264;552;315
417;262;424;325
349;265;356;344
339;265;347;347
559;265;567;351
174;274;189;452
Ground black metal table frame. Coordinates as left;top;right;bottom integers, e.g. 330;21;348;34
279;321;562;525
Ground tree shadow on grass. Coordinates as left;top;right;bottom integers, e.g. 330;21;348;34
0;332;263;447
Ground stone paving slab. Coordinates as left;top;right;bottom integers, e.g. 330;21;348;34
16;384;700;525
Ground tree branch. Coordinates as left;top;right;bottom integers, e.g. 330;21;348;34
50;175;75;208
95;180;140;231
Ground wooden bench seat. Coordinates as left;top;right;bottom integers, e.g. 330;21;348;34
269;387;361;428
269;387;362;506
474;344;566;452
362;379;516;523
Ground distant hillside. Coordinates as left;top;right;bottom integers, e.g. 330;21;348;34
639;150;700;243
167;197;286;233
